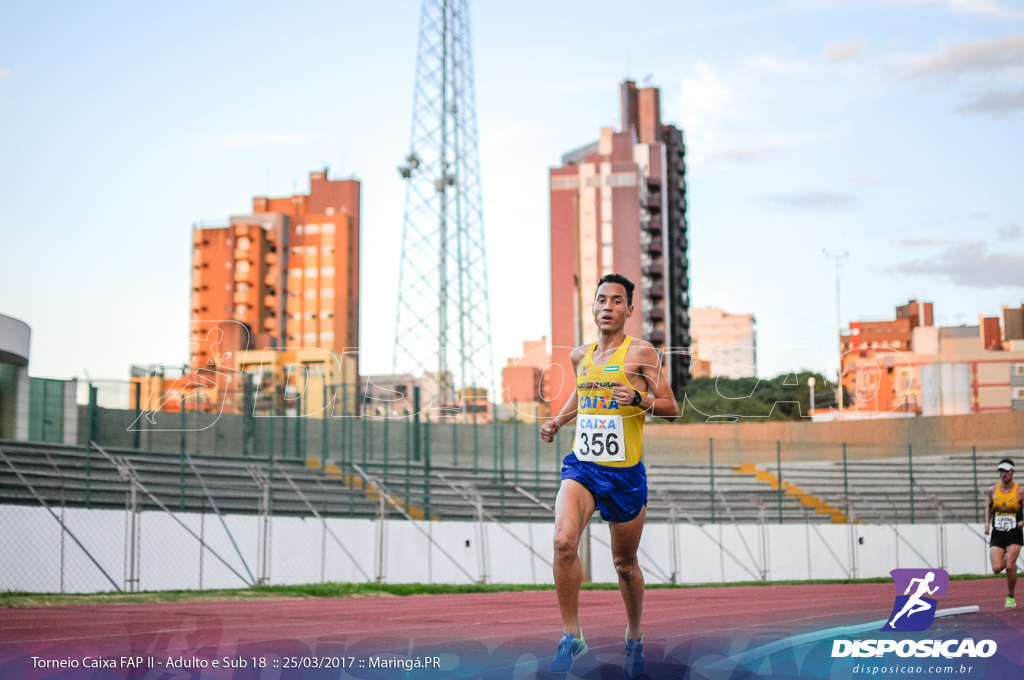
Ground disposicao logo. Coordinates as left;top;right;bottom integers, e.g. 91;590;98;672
831;567;998;659
882;568;948;632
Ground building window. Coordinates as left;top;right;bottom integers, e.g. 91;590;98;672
306;224;319;235
304;289;317;299
237;283;249;293
322;223;335;234
304;332;317;342
306;246;318;256
607;172;638;187
289;268;302;278
296;225;303;235
551;176;580;191
1015;387;1024;400
322;246;334;255
237;237;251;250
236;260;250;273
321;266;335;277
320;331;335;343
1014;363;1024;376
305;267;319;277
321;288;335;299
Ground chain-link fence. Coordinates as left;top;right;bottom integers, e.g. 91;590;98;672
1;434;1011;594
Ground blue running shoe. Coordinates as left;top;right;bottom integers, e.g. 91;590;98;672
548;631;588;673
624;635;644;680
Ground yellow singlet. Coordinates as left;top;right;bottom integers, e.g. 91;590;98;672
993;483;1022;532
573;336;645;468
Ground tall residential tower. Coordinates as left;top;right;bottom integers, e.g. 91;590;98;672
549;80;690;410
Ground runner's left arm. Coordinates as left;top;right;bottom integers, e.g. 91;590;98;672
634;344;679;422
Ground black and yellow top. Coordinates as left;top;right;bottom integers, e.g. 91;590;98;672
572;336;645;468
992;483;1022;532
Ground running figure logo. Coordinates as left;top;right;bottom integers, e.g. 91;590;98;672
882;568;949;632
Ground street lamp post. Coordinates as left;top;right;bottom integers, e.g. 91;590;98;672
823;248;849;421
808;376;815;420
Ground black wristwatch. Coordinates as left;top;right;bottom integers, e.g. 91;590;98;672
631;389;643;407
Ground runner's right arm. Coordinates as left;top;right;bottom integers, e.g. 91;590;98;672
984;486;995;535
540;346;585;443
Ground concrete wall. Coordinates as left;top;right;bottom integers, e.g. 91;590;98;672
0;504;989;594
642;410;1024;465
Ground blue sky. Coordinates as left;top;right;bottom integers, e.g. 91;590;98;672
1;0;1022;391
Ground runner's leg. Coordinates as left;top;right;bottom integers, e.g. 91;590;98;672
610;506;647;641
553;479;596;636
1006;544;1021;597
992;546;1007;574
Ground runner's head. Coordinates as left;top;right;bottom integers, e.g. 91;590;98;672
998;458;1015;482
593;274;635;332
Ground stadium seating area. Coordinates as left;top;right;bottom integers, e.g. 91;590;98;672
3;439;1016;529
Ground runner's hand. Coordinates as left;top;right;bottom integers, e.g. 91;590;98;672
540;419;560;443
610;381;634;404
984;525;990;535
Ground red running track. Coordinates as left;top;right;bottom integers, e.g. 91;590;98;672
2;579;1022;677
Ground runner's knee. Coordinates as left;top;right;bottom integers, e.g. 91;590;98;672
553;533;579;561
613;554;640;580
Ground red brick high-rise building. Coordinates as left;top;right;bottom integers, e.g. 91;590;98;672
548;80;690;410
190;169;360;376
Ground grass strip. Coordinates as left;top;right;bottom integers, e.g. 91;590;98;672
1;573;1003;608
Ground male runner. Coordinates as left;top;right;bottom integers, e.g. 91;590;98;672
985;458;1024;608
540;273;679;678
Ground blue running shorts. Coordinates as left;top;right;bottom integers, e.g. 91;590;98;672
561;453;648;523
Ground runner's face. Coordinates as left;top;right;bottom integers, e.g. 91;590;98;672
1001;469;1014;484
593;283;632;332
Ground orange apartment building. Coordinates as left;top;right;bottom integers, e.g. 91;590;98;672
501;338;558;421
839;301;1024;415
186;170;360;405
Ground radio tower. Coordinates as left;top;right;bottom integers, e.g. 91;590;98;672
394;0;494;413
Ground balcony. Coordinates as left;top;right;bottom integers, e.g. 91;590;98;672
234;248;253;261
264;295;278;308
643;263;664;278
233;291;250;305
646;240;663;256
649;307;665;322
645;193;662;211
233;268;252;283
649;285;665;299
649;329;666;345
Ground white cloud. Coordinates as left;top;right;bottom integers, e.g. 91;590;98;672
904;34;1024;79
672;62;741;165
0;68;13;81
678;62;737;132
824;41;864;62
997;223;1022;240
893;0;1020;17
955;87;1024;115
887;242;1024;288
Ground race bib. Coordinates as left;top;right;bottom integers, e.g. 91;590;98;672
995;514;1017;532
572;414;625;462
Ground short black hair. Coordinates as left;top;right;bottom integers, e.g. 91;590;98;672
596;273;635;306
